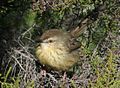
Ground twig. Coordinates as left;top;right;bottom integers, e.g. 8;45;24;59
14;49;34;61
11;55;26;72
91;39;102;59
21;23;36;37
47;73;58;83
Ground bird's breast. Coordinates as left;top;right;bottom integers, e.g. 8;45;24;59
35;44;78;71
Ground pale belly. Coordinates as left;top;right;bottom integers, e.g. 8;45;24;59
35;46;79;71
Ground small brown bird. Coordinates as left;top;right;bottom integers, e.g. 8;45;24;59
36;29;79;71
35;19;89;71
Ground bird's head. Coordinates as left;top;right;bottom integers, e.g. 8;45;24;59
35;29;70;49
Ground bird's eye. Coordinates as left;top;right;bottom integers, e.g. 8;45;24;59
49;40;53;43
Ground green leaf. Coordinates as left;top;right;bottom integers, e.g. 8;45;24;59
24;9;37;27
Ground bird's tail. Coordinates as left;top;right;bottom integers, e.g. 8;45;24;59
69;3;106;38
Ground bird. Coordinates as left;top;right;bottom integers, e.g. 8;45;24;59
35;29;79;71
35;4;106;71
35;19;88;71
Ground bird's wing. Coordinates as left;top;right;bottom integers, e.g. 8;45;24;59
67;38;81;52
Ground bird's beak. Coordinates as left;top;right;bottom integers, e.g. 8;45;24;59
35;36;43;43
36;39;43;43
35;37;43;48
35;42;42;48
